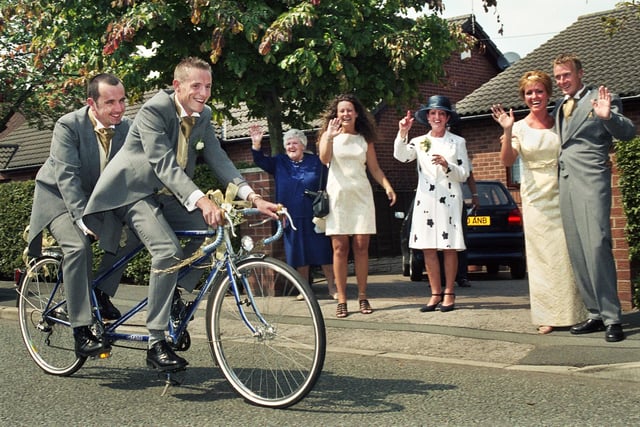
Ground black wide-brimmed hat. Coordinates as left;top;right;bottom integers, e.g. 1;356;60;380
414;95;459;126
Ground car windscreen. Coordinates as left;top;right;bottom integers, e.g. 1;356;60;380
463;182;510;207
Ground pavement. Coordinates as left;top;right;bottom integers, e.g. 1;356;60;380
2;256;640;382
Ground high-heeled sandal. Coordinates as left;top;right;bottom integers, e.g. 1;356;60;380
440;292;456;312
336;303;348;318
419;293;444;312
359;299;373;314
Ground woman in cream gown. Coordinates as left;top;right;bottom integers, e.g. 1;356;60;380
492;71;587;334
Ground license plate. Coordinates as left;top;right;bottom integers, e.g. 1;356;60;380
468;216;490;226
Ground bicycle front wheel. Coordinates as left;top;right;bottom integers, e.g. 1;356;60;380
17;256;85;376
206;256;326;408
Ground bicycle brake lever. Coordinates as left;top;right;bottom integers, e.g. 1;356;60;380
279;208;296;231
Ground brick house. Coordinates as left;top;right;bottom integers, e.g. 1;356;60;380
2;9;638;307
443;7;639;309
221;14;505;259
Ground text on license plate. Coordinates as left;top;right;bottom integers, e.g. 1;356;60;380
468;216;491;226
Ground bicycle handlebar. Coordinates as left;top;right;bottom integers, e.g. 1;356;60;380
196;206;286;255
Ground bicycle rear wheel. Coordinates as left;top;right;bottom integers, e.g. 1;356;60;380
17;256;85;376
206;256;326;408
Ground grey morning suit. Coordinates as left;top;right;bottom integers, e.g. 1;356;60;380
27;106;132;328
554;86;636;325
84;89;250;332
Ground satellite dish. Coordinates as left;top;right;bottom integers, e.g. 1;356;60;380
497;52;521;70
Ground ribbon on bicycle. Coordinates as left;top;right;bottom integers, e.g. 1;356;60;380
153;183;252;274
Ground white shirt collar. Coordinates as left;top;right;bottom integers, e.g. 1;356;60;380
175;99;200;119
564;84;587;101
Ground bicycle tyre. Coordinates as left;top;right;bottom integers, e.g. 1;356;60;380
205;256;326;408
17;256;86;376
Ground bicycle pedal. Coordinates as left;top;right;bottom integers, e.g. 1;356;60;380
93;351;112;360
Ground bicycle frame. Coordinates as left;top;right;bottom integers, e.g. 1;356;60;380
35;208;282;348
18;204;326;407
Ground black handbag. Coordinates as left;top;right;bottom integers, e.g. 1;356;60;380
305;164;330;218
311;190;330;218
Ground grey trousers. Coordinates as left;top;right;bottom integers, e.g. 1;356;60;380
559;177;622;325
48;213;94;328
118;195;207;331
94;226;141;296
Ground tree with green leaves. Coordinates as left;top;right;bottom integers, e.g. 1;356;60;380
1;0;500;152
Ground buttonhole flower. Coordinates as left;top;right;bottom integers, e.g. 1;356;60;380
416;136;431;152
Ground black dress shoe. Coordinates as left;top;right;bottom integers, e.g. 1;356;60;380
570;319;605;335
605;324;625;342
171;288;193;323
74;326;111;358
95;289;122;320
146;340;188;371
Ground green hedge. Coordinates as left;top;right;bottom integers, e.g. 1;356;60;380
1;164;222;286
0;180;35;278
615;135;640;308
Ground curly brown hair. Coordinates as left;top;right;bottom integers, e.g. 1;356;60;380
318;93;378;143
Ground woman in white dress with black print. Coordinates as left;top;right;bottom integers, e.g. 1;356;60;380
394;95;470;313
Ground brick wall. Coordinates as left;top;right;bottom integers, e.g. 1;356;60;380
448;105;639;311
224;49;639;310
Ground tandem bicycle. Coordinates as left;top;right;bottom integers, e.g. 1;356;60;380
16;200;326;408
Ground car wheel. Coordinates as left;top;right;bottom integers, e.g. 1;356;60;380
486;264;499;275
402;253;410;276
402;262;410;277
510;261;526;279
409;251;424;282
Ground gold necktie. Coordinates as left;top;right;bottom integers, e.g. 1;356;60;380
562;97;576;119
95;127;115;154
176;116;196;169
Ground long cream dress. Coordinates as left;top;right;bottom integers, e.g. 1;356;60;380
511;120;587;326
325;133;376;235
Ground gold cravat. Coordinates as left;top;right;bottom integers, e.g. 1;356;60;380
176;116;196;169
95;127;115;154
562;97;576;119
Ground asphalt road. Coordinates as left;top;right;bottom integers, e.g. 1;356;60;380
2;317;640;426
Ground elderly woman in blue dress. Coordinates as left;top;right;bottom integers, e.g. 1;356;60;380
250;125;337;299
394;95;470;312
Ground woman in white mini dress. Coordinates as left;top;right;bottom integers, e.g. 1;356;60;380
318;94;396;318
492;71;587;334
394;95;470;313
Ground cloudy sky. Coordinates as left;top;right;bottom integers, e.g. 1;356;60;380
436;0;621;58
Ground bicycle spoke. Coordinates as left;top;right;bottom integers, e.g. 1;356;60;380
18;257;85;376
206;257;325;408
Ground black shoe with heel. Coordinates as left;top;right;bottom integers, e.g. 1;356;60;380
420;293;444;312
570;319;605;335
95;289;121;320
74;326;111;358
171;288;193;323
146;340;189;371
605;324;625;342
440;292;456;312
